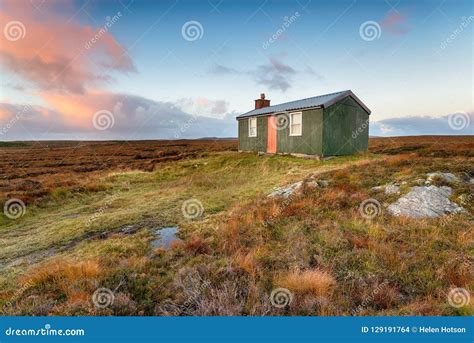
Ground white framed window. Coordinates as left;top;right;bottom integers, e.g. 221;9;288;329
249;117;257;137
289;112;302;136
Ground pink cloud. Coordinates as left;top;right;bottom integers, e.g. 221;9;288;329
0;92;236;140
0;1;135;94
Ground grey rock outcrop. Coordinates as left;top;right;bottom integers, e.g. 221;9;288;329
268;181;303;198
387;186;466;218
371;184;400;195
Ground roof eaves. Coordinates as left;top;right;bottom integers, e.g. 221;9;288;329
236;105;324;120
235;90;371;119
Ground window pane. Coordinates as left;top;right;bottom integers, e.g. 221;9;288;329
249;118;257;136
295;124;301;134
291;123;301;135
292;113;301;124
250;118;256;129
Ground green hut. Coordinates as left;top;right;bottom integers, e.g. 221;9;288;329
236;90;371;157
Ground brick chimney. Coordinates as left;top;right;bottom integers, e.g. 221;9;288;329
254;93;270;109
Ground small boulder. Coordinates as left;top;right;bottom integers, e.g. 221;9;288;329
426;172;459;184
371;184;400;194
317;180;329;187
119;225;139;235
387;185;466;218
414;179;425;186
268;181;303;198
385;185;400;195
371;185;385;192
306;180;319;189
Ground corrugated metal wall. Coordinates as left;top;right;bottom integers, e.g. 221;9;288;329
237;98;369;156
322;97;369;156
238;116;268;152
276;108;323;155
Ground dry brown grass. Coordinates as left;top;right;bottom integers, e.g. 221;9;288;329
233;250;258;277
0;139;237;204
20;259;101;310
24;259;100;287
279;269;336;297
183;235;212;255
369;135;474;157
385;153;417;167
1;136;472;316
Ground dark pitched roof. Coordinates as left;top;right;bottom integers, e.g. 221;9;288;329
236;90;371;119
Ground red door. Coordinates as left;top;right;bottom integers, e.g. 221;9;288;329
267;115;277;153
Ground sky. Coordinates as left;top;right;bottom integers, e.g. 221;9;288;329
0;0;472;140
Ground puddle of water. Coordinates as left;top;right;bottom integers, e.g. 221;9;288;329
152;227;180;249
